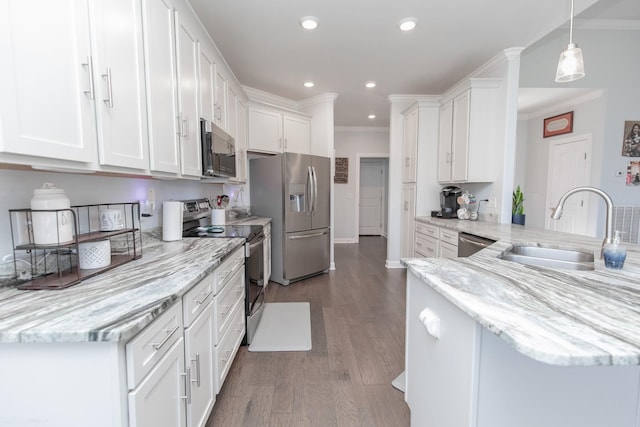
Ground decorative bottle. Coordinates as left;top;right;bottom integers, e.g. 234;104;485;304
603;230;626;270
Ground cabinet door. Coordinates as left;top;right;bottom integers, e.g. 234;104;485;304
175;12;201;178
91;0;149;170
214;69;227;130
283;115;310;154
264;224;271;284
227;87;238;138
401;184;416;258
402;108;418;183
406;272;479;427
199;47;215;124
248;108;282;153
143;0;180;174
0;0;96;163
437;100;453;182
184;305;215;427
129;337;187;427
451;90;470;182
439;241;458;259
233;101;248;183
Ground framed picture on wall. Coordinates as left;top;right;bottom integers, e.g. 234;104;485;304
543;111;573;138
622;121;640;157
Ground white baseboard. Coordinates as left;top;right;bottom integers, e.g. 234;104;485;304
385;260;405;269
334;238;358;244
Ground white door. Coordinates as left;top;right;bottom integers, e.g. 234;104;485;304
545;135;593;235
283;115;310;154
359;159;384;235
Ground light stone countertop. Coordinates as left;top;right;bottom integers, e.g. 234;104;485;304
0;232;245;344
406;217;640;366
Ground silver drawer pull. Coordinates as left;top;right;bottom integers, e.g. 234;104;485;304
221;304;232;317
180;368;192;404
191;353;201;387
151;325;179;350
195;290;213;305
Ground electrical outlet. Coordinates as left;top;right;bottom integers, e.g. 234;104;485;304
486;197;497;208
616;171;623;177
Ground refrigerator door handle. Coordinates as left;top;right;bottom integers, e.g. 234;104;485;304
307;166;314;216
287;230;329;240
311;166;318;213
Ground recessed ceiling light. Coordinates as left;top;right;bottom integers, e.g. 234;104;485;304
368;114;376;119
399;18;417;31
300;16;319;30
365;82;376;88
304;81;315;88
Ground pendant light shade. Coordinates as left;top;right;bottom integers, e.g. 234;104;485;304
555;0;585;83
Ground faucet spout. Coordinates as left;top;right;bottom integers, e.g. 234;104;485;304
550;186;614;256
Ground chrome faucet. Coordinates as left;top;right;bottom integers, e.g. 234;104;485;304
550;186;614;257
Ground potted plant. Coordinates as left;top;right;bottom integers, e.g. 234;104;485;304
512;186;525;225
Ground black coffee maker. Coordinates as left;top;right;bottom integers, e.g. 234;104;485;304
434;186;461;219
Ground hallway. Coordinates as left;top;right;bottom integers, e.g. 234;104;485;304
207;236;410;426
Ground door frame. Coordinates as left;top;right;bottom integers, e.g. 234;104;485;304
355;153;389;244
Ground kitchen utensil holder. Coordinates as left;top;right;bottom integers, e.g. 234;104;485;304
8;202;142;290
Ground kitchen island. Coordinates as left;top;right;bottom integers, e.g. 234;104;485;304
405;217;640;427
0;231;245;427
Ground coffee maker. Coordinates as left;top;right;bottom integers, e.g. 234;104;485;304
432;186;461;219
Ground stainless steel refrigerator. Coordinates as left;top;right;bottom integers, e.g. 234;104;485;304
250;153;330;285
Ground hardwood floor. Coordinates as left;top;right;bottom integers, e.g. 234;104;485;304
206;236;410;426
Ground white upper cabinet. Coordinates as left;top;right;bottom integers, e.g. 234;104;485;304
402;106;419;183
0;0;97;163
227;86;238;138
437;78;500;183
214;70;227;131
199;47;215;124
175;11;201;178
248;106;310;154
142;0;181;175
234;100;248;183
91;0;149;170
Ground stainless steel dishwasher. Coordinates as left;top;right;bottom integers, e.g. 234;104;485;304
458;232;496;257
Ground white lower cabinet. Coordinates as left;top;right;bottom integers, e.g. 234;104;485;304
414;221;458;258
128;337;187;427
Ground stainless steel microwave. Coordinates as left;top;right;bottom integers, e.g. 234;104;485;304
201;119;236;178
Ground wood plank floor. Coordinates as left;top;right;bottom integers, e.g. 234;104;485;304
206;236;410;427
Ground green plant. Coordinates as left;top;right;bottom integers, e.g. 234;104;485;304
512;186;524;215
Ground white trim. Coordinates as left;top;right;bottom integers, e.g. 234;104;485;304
385;260;405;269
574;18;640;31
335;126;389;133
334;238;358;244
521;89;605;121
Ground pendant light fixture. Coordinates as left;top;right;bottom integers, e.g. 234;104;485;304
555;0;585;82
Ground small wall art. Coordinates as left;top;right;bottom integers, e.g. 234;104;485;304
627;161;640;186
543;111;573;138
334;157;349;184
622;121;640;157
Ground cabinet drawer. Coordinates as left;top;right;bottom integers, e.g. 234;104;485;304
415;222;438;239
415;234;438;258
439;241;458;259
182;273;214;327
214;301;245;393
126;303;183;390
438;228;458;246
214;246;244;294
213;267;245;343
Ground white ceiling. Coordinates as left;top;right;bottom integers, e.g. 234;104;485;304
189;0;639;127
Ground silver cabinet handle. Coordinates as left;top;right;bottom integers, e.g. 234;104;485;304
195;290;213;305
191;353;201;387
150;325;179;350
182;116;189;137
287;230;329;240
180;368;192;404
279;137;283;149
405;157;410;167
102;67;113;108
176;115;182;135
82;57;95;100
284;137;288;149
446;152;451;164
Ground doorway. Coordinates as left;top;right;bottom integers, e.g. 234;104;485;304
545;133;594;236
358;157;388;237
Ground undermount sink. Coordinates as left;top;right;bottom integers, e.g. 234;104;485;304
498;244;595;271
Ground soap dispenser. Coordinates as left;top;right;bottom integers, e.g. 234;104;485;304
603;230;626;269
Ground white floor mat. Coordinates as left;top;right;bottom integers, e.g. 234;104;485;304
248;302;312;352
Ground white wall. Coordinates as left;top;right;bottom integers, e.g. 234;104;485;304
518;26;640;236
0;168;223;257
334;127;389;242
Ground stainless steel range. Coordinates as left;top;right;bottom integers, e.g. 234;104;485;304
181;198;266;344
